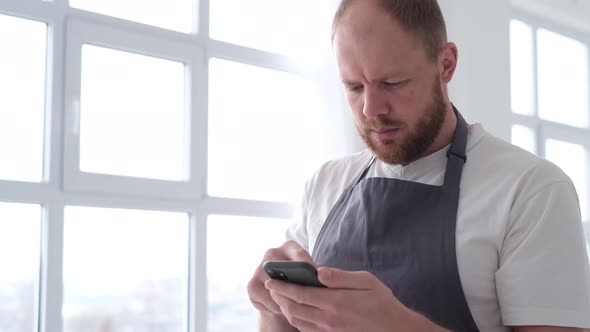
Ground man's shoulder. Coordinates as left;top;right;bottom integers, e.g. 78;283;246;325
467;126;571;191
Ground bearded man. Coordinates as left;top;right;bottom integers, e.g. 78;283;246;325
247;1;590;331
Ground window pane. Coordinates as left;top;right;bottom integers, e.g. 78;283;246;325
545;139;589;221
510;20;535;116
80;45;187;181
0;15;46;182
63;206;189;332
208;59;327;202
210;0;332;56
537;29;589;128
0;202;41;332
207;215;287;332
511;125;536;154
69;0;194;33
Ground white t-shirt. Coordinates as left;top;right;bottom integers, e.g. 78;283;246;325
286;124;590;330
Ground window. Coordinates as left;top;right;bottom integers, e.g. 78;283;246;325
208;58;325;203
207;215;287;332
78;45;187;181
0;203;41;332
209;0;330;57
62;207;189;331
0;14;46;182
510;16;590;254
69;0;195;33
0;1;340;331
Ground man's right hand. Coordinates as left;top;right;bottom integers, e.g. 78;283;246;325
247;240;316;330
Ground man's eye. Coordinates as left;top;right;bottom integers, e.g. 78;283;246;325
347;85;363;93
383;81;407;88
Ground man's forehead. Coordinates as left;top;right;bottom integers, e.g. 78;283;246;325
336;0;395;36
334;6;421;53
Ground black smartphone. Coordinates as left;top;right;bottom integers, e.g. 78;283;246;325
263;261;325;287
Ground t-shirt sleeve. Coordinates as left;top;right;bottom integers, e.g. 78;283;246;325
285;182;311;252
495;180;590;328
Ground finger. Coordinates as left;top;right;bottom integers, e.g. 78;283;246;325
266;279;325;308
289;317;326;332
270;292;324;332
251;300;280;314
261;247;291;263
261;241;316;270
280;241;316;265
317;267;376;289
248;278;282;314
260;243;312;269
249;243;306;314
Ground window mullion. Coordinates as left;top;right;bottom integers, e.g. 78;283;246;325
39;201;65;332
190;210;207;332
203;197;295;219
198;0;209;39
45;1;66;190
208;39;301;75
0;0;59;23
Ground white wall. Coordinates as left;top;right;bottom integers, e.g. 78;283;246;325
439;0;512;140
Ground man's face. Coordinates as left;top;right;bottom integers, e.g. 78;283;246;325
334;1;448;165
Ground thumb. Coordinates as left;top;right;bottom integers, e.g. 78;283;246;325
317;267;377;290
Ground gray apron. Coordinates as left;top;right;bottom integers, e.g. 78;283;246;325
312;108;479;331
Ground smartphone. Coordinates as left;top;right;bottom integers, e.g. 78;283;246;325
263;261;325;287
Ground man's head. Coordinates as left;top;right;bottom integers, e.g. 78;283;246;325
332;0;458;165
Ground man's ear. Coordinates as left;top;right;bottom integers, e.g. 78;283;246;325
438;42;458;84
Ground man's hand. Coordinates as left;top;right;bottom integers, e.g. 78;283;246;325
265;266;447;332
247;240;316;331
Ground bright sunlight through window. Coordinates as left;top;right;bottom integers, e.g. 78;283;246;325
0;14;46;182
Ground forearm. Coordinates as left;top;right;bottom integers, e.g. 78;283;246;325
259;312;299;332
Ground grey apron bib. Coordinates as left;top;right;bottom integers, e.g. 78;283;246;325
312;108;479;331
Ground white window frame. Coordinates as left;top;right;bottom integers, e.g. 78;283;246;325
511;8;590;228
0;0;311;331
63;17;205;200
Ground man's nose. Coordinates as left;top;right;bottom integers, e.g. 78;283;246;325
362;89;389;117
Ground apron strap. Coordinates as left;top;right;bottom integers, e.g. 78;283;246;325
354;155;376;186
443;105;468;193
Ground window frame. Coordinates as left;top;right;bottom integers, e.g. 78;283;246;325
63;17;205;200
0;0;312;331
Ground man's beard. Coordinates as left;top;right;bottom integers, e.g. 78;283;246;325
357;80;447;165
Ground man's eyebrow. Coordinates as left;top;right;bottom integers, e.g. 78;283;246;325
342;73;407;86
342;80;360;86
374;72;406;82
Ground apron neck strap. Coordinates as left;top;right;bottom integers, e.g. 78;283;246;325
443;105;468;191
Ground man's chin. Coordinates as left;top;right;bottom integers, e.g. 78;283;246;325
367;145;405;165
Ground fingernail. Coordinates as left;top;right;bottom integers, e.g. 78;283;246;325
317;267;329;282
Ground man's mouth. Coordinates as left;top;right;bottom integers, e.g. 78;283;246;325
371;128;400;140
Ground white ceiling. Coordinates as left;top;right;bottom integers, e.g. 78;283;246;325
512;0;590;35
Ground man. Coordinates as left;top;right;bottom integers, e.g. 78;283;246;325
247;0;590;331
